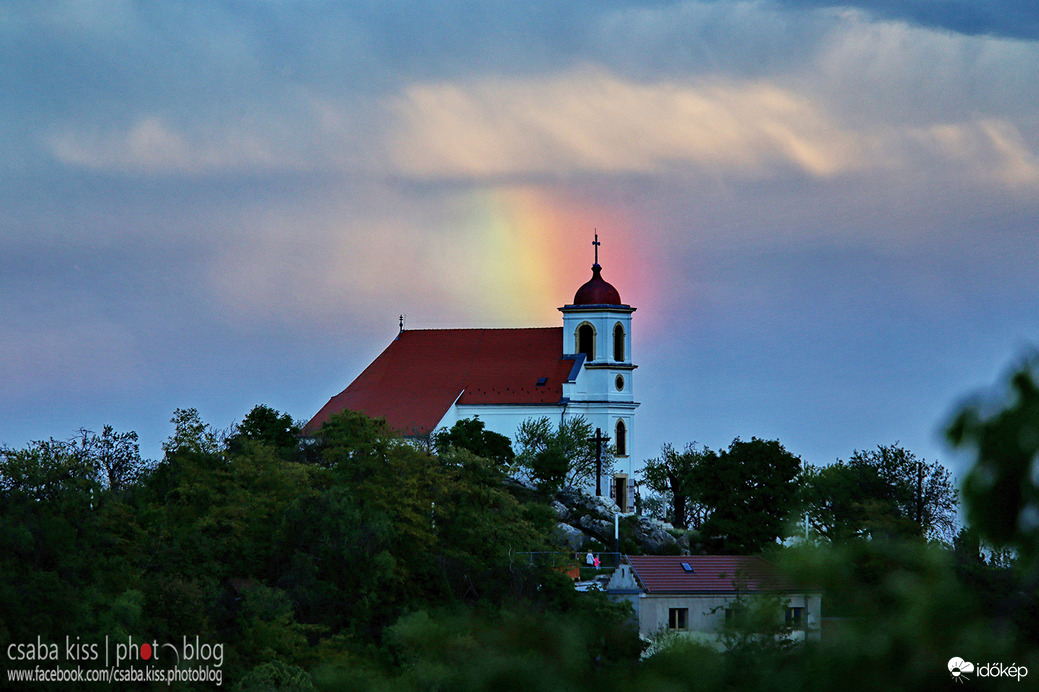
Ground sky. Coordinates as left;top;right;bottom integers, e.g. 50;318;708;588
2;1;1038;479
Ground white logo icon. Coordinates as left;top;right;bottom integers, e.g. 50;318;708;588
948;657;975;683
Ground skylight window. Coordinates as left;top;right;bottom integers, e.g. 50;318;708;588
536;377;548;386
681;562;694;573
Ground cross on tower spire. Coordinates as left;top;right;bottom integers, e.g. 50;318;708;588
592;232;601;266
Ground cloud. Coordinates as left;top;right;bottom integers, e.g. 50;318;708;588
387;64;1039;193
920;119;1039;188
388;67;861;180
0;305;146;398
45;117;306;175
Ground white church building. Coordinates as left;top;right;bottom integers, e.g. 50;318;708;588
304;239;641;510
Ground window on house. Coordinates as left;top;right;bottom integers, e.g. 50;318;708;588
668;608;688;630
577;323;594;360
615;420;627;456
613;323;625;361
786;607;805;629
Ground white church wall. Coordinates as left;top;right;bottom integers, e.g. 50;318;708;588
436;400;643;510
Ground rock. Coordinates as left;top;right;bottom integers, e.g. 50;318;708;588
554;522;586;551
588;493;621;516
576;514;614;544
556;486;585;508
556;486;619;521
552;485;681;554
629;520;678;554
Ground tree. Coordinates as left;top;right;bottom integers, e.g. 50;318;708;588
309;409;398;466
799;461;867;542
848;445;958;542
514;416;611;492
801;445;958;543
0;435;108;641
694;438;801;554
641;443;711;529
163;407;220;459
82;425;146;493
0;436;100;505
227;404;302;461
432;417;515;467
948;362;1039;559
810;444;955;540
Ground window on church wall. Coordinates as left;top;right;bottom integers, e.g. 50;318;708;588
613;323;625;361
577;323;595;360
615;419;627;457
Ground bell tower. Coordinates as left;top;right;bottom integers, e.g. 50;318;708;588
560;235;639;510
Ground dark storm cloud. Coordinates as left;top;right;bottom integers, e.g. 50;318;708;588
773;0;1039;40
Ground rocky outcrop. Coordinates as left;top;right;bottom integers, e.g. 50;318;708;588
551;485;680;555
629;519;680;554
554;522;587;551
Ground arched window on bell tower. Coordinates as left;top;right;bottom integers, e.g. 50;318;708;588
615;419;627;457
613;322;625;362
577;323;595;360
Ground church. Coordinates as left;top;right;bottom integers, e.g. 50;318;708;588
304;237;641;511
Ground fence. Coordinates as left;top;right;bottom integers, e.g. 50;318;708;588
512;551;624;570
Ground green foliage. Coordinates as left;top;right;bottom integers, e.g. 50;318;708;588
801;447;958;543
228;404;304;462
712;589;799;684
694;437;802;554
83;425;146;493
235;584;315;670
311;409;398;465
235;660;317;692
325;604;641;692
515;416;610;492
947;361;1039;643
0;434;113;641
10;375;1039;691
433;417;515;467
848;445;958;541
641;442;710;529
641;438;800;550
948;362;1039;558
163;406;220;458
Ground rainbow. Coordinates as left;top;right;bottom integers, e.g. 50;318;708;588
447;186;651;326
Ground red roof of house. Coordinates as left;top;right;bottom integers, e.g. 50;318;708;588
626;555;812;594
304;327;576;437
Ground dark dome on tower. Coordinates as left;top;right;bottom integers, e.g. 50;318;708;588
574;264;622;305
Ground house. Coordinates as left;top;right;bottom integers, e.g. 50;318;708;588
606;555;822;644
303;237;642;509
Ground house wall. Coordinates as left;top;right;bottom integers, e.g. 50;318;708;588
636;592;824;641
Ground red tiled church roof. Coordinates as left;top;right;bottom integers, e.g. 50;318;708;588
626;555;813;594
303;327;576;437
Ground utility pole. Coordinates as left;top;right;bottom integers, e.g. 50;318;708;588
916;460;924;532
